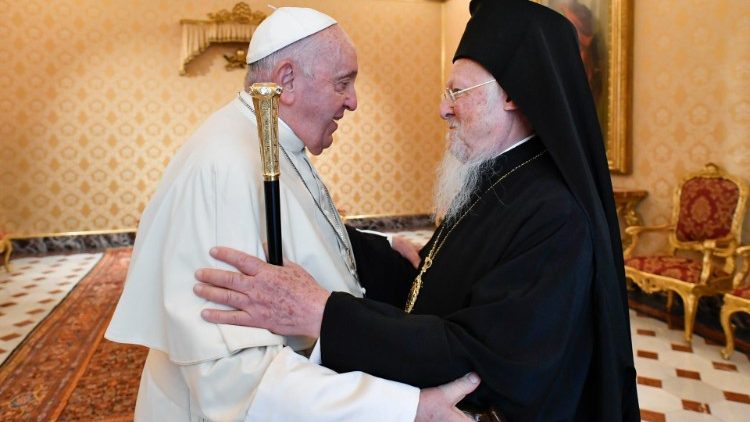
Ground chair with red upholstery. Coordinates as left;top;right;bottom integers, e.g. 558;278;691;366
623;163;748;343
720;245;750;359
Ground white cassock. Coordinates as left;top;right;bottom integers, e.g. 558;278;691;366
105;91;418;421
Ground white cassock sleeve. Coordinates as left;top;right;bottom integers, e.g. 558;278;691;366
176;347;284;421
136;346;283;421
246;346;419;421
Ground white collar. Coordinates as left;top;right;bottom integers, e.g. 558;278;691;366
499;133;536;155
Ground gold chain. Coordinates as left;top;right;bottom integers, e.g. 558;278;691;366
404;150;547;313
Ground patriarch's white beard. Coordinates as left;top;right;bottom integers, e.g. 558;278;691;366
433;134;499;223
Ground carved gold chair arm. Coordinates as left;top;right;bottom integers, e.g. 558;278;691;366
623;224;673;259
732;245;750;289
623;223;673;236
736;245;750;257
707;239;737;258
698;242;720;284
699;239;738;275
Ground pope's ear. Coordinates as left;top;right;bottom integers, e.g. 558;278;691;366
273;60;295;105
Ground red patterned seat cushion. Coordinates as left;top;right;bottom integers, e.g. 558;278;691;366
676;177;740;242
625;255;728;284
731;286;750;299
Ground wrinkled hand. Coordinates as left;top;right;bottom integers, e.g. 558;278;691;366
391;235;422;268
194;247;330;338
416;373;481;422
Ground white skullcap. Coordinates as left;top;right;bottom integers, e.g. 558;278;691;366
246;7;337;64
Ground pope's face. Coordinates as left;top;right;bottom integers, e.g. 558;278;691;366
294;32;358;155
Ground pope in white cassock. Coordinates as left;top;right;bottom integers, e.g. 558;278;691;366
106;7;477;422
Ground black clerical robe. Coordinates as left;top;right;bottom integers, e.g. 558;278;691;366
334;138;614;420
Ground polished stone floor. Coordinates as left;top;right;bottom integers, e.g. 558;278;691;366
630;309;750;421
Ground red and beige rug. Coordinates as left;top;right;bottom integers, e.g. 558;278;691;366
0;248;145;421
0;252;103;365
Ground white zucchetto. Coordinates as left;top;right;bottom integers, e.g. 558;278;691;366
246;7;337;64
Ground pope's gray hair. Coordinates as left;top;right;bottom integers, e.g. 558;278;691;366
244;25;344;91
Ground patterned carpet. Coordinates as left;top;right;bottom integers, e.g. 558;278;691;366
0;248;144;421
58;338;147;421
0;253;103;365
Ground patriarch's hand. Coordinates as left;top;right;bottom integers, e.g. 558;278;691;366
194;247;329;338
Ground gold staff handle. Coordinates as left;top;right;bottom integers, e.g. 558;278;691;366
250;83;283;181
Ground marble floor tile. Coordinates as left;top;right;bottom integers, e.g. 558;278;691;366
628;301;750;421
0;253;102;365
711;400;750;422
637;384;683;414
661;375;725;403
663;409;722;421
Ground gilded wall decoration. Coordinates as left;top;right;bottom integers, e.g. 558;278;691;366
179;2;266;75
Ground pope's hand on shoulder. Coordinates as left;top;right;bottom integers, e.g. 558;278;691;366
194;246;329;338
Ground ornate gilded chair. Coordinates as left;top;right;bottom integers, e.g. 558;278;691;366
0;231;12;272
720;245;750;359
624;163;748;343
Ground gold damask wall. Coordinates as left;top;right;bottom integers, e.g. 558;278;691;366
1;0;444;235
611;0;750;251
7;0;748;242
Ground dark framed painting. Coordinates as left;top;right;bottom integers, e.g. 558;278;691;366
534;0;633;173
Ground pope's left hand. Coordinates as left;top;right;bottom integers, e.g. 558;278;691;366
194;247;330;338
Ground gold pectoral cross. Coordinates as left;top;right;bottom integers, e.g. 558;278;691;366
405;256;433;313
401;150;547;314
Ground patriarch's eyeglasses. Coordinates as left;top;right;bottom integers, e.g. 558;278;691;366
442;79;497;103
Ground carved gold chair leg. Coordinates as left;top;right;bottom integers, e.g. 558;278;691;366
720;294;750;360
677;290;699;343
720;305;736;360
666;291;674;311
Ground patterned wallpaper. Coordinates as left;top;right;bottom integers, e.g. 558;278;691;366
611;0;750;251
4;0;749;246
0;0;444;235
